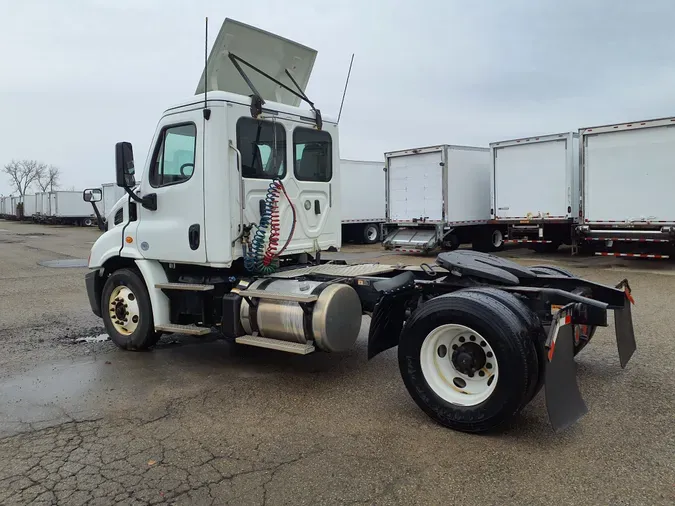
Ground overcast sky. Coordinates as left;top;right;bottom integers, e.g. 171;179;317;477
2;0;675;195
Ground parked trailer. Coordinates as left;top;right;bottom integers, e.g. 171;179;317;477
490;132;579;253
10;196;21;220
48;191;97;226
101;183;127;221
576;117;675;259
383;145;499;253
22;194;37;220
34;192;48;222
0;196;9;218
340;159;386;244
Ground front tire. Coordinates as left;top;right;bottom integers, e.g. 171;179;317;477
398;290;536;433
101;268;161;351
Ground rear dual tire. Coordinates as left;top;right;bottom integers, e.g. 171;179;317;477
398;289;541;433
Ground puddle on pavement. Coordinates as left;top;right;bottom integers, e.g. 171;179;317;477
39;259;88;268
75;334;110;343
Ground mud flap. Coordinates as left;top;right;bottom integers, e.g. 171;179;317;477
545;316;588;431
614;296;636;368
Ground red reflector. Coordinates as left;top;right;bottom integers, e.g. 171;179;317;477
564;315;572;325
626;124;632;127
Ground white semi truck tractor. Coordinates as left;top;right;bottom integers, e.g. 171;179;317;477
83;18;637;434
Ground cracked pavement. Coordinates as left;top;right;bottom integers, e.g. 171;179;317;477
0;221;674;505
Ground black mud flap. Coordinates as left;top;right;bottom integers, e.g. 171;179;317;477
614;295;636;369
545;313;588;431
367;295;407;359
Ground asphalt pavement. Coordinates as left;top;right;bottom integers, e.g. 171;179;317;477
0;220;673;505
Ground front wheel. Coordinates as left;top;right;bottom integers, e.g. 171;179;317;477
398;290;536;433
101;268;161;351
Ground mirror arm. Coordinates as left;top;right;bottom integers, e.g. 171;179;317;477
123;186;157;211
88;202;105;231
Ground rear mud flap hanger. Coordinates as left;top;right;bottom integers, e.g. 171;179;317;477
545;279;636;431
228;52;323;130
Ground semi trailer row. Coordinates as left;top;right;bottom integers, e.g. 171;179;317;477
384;119;675;258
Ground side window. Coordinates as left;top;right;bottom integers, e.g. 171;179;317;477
149;123;197;188
293;128;332;182
236;117;286;179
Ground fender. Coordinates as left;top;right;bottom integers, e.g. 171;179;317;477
134;259;171;326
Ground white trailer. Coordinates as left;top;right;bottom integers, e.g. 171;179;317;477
490;132;579;253
22;194;37;220
10;196;21;219
382;145;498;253
101;183;127;221
339;159;386;244
48;191;97;226
0;196;8;218
577;116;675;259
35;192;48;221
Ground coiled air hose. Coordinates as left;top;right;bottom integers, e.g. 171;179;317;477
244;178;297;274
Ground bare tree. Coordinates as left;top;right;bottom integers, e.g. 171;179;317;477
3;160;44;196
36;164;61;192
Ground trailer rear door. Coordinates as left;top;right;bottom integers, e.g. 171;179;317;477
387;149;444;222
493;137;570;220
583;120;675;223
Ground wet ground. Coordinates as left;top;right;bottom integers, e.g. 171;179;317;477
0;220;673;505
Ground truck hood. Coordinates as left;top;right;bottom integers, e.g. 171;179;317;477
195;18;317;107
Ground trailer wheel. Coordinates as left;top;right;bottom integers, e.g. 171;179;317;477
398;291;535;433
101;268;161;351
363;223;381;244
532;241;561;253
83;218;93;227
473;228;504;253
530;265;596;356
441;233;460;251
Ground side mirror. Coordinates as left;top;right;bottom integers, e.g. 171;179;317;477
115;141;136;187
83;188;102;202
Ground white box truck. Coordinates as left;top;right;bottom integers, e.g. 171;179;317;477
576;116;675;258
48;191;97;226
339;159;386;244
101;183;127;221
382;145;499;253
490;132;579;253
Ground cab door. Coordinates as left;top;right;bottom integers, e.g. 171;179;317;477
134;109;206;263
289;123;338;250
233;110;338;255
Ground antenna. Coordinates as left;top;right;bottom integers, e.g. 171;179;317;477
337;53;354;124
203;17;211;120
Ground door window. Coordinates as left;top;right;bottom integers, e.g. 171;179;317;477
294;128;332;182
236;118;286;179
149;123;197;188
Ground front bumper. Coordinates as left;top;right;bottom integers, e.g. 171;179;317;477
85;270;102;317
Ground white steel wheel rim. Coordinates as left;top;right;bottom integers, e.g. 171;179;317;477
366;225;378;242
108;285;140;336
492;230;503;248
420;324;499;406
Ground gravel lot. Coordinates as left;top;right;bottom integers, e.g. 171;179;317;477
0;220;673;505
